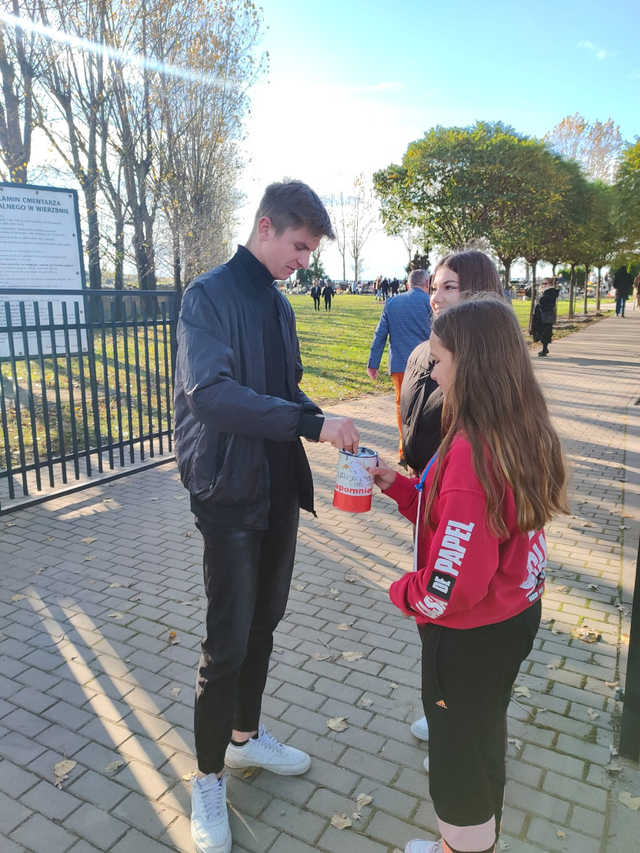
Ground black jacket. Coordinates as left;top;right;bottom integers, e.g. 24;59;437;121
174;248;322;530
400;340;442;473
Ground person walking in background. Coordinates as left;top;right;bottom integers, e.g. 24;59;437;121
367;269;432;464
310;281;321;311
322;281;334;311
373;296;568;853
174;180;359;853
633;272;640;310
400;250;505;746
531;277;559;357
614;266;633;317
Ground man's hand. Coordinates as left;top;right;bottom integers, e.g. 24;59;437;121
367;367;378;381
371;457;397;491
319;416;360;452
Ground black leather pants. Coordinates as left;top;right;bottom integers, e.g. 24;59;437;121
193;504;299;774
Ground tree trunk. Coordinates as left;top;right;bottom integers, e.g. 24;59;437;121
527;259;538;331
583;265;589;315
596;267;602;314
569;264;575;319
173;228;182;302
500;258;512;294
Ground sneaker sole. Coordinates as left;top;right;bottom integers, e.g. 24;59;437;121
193;830;232;853
225;755;311;775
410;721;429;741
195;842;231;853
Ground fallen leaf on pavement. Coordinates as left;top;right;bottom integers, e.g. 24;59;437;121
337;623;351;631
105;759;126;774
342;651;364;662
556;830;566;838
108;612;124;620
619;791;640;810
11;593;26;601
327;716;349;732
168;630;178;644
359;695;373;708
605;681;619;689
344;574;358;583
356;793;373;808
311;652;334;661
587;709;600;720
572;627;601;643
171;687;181;697
54;759;76;788
331;813;352;830
513;685;531;698
81;537;96;544
507;737;523;751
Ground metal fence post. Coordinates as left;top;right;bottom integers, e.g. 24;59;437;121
620;541;640;761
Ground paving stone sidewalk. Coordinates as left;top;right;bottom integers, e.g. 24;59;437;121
1;312;639;853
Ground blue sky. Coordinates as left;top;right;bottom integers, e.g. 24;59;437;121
236;0;639;277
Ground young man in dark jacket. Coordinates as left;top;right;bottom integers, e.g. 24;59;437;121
175;181;359;853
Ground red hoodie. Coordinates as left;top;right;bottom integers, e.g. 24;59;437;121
386;434;547;629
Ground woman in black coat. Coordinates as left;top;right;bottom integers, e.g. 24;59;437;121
531;279;559;357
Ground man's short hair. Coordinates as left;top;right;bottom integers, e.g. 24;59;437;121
253;181;335;239
408;269;428;289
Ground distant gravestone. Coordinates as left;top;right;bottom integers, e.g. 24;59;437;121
0;182;87;357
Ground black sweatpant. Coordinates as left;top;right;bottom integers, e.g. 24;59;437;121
193;503;299;774
418;601;541;853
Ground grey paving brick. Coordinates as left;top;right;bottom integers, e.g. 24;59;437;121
10;811;76;853
64;802;129;849
317;825;388;853
527;815;600;853
21;779;81;820
269;833;318;853
0;789;32;834
0;758;39;797
110;828;174;852
262;798;325;843
112;790;180;838
67;769;129;810
0;729;46;764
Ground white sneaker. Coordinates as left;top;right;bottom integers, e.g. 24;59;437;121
405;840;443;853
224;725;311;775
191;774;231;853
410;715;429;741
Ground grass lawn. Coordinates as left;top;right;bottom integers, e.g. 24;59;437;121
1;292;614;475
293;292;613;406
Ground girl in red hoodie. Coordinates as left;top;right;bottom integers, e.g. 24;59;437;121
373;296;568;853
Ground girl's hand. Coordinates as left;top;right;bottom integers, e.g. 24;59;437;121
371;457;397;491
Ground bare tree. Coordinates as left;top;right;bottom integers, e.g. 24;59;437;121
0;0;46;182
36;0;108;289
544;113;624;183
326;191;348;281
347;174;377;282
152;0;264;290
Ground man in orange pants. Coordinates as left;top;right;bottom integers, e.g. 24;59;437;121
367;269;432;463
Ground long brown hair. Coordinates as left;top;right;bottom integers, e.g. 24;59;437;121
433;250;504;296
425;295;568;536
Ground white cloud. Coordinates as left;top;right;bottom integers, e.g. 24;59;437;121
577;39;615;61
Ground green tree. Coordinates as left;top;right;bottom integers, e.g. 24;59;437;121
615;138;640;262
374;122;525;250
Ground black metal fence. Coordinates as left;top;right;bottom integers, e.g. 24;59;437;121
0;288;178;509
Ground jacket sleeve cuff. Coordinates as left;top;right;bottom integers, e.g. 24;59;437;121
298;412;324;441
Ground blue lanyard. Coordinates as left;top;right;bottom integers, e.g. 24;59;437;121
416;453;438;493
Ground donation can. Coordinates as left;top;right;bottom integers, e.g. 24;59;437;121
332;447;378;513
